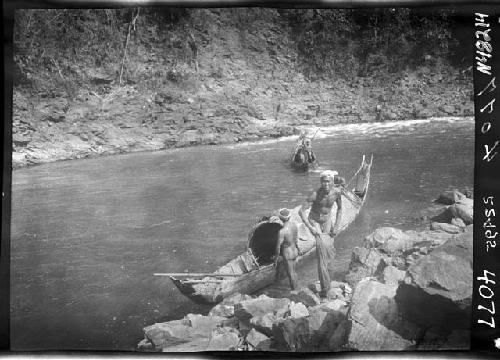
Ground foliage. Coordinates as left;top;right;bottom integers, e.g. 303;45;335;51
281;8;465;79
12;8;468;90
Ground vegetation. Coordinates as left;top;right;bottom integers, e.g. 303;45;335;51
13;8;470;90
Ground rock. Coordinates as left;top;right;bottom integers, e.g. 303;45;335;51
185;314;226;337
245;328;271;350
451;217;466;228
209;304;235;318
289;302;309;318
234;295;291;323
435;190;465;205
272;317;310;351
320;299;349;314
429;206;454;223
412;229;454;247
326;287;344;300
395;283;471;333
250;312;279;336
416;326;449;350
347;279;421;351
351;247;387;272
289;287;320;307
328;319;351;350
345;246;391;286
137;338;155;351
407;229;472;302
162;337;210;352
430;222;462;234
441;329;470;350
449;201;473;225
382;265;406;285
143;320;195;349
221;292;253;306
364;227;418;254
418;203;450;221
206;328;241;351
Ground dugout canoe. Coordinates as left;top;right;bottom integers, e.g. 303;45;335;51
290;135;319;171
169;154;373;304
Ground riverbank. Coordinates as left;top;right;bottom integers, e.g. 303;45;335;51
137;188;473;352
12;8;473;169
11;73;473;169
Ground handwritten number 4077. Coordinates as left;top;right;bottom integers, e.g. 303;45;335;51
477;270;496;328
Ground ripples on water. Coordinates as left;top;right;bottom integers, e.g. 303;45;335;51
10;117;474;350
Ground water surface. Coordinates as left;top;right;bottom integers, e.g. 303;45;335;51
10;117;474;350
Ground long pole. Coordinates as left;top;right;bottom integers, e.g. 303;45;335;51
154;272;240;278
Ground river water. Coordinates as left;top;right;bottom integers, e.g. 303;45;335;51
10;117;474;351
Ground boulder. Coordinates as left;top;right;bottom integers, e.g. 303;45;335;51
407;229;472;302
418;203;450;221
320;299;349;314
435;190;466;205
449;201;473;225
451;217;466;228
234;295;291;323
137;338;155;352
382;265;406;285
245;328;271;351
411;229;455;247
289;302;309;318
143;320;195;349
430;222;463;234
206;328;241;351
250;312;279;336
289;287;320;307
364;227;424;255
347;279;422;351
161;337;210;352
208;303;234;318
328;319;351;350
351;247;389;273
185;314;226;337
416;326;449;350
441;329;470;350
272;317;310;351
222;292;253;306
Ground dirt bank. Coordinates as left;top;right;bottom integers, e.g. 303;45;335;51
12;8;473;168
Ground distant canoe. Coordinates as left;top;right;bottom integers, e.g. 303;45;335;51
169;155;373;304
290;136;319;171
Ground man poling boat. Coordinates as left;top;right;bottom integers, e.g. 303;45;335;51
290;130;319;171
156;155;373;304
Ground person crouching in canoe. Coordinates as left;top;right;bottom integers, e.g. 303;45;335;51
299;170;343;297
272;208;302;290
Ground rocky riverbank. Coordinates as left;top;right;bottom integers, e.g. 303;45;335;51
137;188;473;352
12;9;473;169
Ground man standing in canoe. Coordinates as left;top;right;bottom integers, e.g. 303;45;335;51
299;170;343;297
273;208;302;290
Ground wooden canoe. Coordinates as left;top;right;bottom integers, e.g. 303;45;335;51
290;135;319;171
169;155;373;304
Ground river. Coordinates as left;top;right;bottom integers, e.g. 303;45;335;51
10;117;474;351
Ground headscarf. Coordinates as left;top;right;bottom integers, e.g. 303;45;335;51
320;170;338;180
278;208;291;222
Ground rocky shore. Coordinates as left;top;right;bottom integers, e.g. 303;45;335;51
137;188;473;352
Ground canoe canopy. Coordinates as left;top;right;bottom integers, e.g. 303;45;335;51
248;219;282;267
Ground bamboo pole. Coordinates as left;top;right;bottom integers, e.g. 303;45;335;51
154;272;240;278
